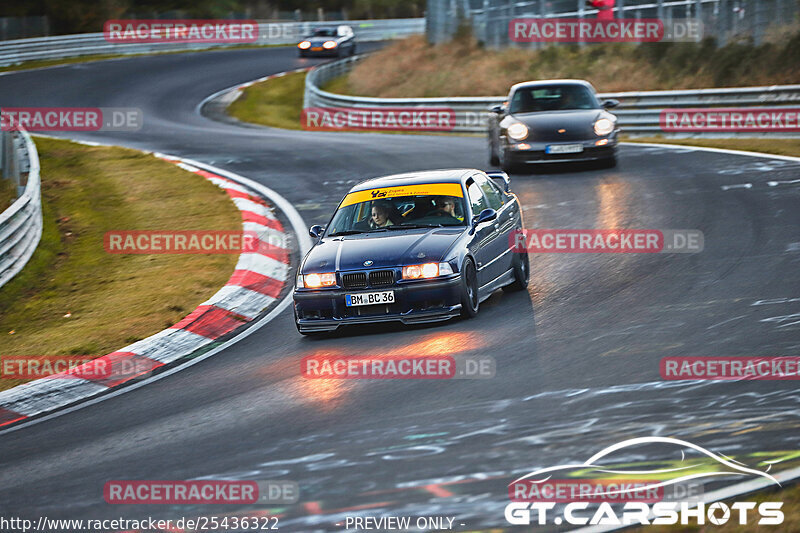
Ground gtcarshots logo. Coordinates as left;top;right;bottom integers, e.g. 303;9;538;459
301;107;456;131
1;107;142;131
505;437;784;526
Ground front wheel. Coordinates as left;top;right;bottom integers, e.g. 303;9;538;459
488;135;499;166
503;251;530;292
499;147;521;174
460;258;479;318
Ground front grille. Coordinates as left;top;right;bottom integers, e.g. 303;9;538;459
341;272;367;289
369;270;395;287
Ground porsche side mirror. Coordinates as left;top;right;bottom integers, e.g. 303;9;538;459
602;99;619;109
490;104;504;114
309;225;324;239
472;208;498;228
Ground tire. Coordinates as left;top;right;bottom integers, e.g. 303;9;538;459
503;251;530;292
499;147;521;174
460;257;479;318
488;135;499;166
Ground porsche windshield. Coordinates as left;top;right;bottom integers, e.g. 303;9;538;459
510;84;599;113
311;28;337;37
325;192;467;236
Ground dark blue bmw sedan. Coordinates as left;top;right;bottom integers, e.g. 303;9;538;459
293;169;529;335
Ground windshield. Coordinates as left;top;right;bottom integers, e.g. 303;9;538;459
510;84;599;113
325;185;467;237
312;28;337;37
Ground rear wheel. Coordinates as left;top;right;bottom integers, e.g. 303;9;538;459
460;258;479;318
503;252;530;292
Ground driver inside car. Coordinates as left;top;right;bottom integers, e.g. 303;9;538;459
370;202;395;228
427;196;462;223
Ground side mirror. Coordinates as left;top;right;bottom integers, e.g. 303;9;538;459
472;208;498;228
486;171;511;193
490;104;505;115
602;99;619;109
309;225;324;239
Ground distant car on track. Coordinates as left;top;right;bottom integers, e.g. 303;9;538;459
297;25;356;58
488;80;619;172
293;169;529;335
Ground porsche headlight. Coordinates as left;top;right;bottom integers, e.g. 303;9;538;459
322;40;338;49
507;122;529;141
298;41;311;50
302;272;336;288
594;117;614;136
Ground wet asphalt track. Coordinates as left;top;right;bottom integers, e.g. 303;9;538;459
0;45;799;531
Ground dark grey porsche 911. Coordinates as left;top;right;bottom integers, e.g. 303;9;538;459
487;80;619;172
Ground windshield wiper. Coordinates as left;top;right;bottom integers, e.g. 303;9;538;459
385;223;445;230
328;230;366;237
328;228;390;237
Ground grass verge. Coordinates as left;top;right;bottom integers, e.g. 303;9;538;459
227;70;307;130
333;28;800;97
623;137;800;158
0;137;240;392
0;177;16;211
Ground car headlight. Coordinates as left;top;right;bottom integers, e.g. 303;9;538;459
298;41;311;50
594;117;614;136
402;262;454;280
300;272;336;288
323;40;337;49
507;122;529;141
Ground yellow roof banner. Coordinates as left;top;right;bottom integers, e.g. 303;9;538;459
340;183;464;208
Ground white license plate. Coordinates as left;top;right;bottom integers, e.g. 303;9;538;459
546;144;584;154
345;290;395;307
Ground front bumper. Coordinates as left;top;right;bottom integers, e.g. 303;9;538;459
505;134;617;163
293;275;462;332
299;47;340;56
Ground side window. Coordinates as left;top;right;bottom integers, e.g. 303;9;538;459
474;174;503;210
467;180;488;216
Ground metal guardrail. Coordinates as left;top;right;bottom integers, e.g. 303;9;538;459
428;0;798;47
0;18;424;67
305;55;800;136
0;128;42;289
